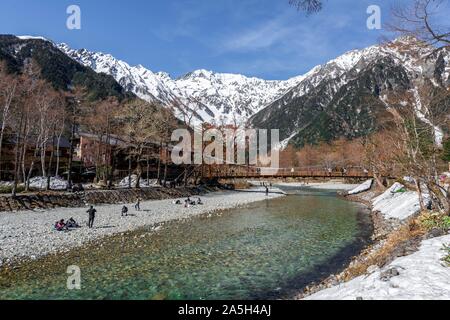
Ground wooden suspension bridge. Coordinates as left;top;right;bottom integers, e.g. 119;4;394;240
183;164;374;181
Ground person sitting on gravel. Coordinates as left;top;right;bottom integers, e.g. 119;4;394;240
66;218;80;229
197;198;203;205
174;200;182;205
121;206;129;217
55;219;67;232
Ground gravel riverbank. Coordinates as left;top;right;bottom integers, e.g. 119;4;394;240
0;188;285;267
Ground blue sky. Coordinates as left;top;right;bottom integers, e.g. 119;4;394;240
0;0;433;79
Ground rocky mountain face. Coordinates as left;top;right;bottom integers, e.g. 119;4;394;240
0;35;130;101
250;38;450;147
57;43;305;125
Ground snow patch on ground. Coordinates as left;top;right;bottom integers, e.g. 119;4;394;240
305;235;450;300
28;177;68;191
118;175;157;188
348;179;373;195
372;183;429;221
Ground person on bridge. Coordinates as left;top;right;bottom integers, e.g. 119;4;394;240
265;186;269;196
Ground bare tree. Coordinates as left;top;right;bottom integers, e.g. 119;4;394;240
289;0;324;13
371;81;450;214
116;99;161;188
390;0;450;53
0;63;18;178
80;97;119;185
149;105;178;187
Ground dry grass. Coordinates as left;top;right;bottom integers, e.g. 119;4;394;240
341;216;427;281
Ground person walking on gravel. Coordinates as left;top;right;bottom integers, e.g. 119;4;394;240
87;206;97;229
135;197;142;211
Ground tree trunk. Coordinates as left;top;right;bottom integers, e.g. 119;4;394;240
46;136;55;191
146;156;150;186
163;145;168;187
67;122;76;190
55;132;62;177
12;115;24;197
128;156;132;189
415;179;426;212
428;182;450;215
373;170;385;190
108;150;116;189
157;141;162;185
136;161;142;189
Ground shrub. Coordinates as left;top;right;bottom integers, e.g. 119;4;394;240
419;212;450;231
0;185;25;194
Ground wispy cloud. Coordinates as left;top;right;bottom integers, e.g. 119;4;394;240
213;8;354;77
221;15;297;52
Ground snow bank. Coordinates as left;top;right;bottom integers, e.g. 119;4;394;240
119;175;158;188
0;181;14;187
28;177;68;191
348;179;373;195
305;235;450;300
372;183;429;220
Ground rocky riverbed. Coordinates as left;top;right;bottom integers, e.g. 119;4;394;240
0;188;285;267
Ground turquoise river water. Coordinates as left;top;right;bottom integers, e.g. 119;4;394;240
0;186;372;300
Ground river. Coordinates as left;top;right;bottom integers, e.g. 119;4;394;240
0;185;372;300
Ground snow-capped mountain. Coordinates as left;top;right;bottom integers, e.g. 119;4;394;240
57;43;305;125
250;36;450;147
56;36;449;148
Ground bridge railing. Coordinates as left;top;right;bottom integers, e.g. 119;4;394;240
209;165;373;178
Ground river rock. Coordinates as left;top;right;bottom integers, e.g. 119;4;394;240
380;267;400;281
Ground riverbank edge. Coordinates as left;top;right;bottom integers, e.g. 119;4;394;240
295;187;429;299
0;185;226;213
0;188;286;269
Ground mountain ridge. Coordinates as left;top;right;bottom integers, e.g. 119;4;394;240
57;42;306;125
250;37;450;147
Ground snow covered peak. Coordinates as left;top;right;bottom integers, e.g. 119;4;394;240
57;42;306;125
17;35;49;42
55;36;449;128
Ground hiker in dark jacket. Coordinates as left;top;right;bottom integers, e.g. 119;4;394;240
87;206;97;229
121;205;129;217
66;218;80;229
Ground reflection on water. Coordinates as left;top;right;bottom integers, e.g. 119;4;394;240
0;187;372;300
